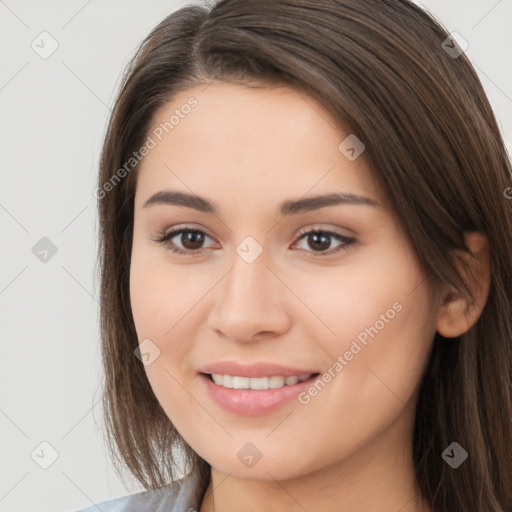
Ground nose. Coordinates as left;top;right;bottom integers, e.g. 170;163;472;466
207;247;292;343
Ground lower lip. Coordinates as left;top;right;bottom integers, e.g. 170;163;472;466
199;373;319;416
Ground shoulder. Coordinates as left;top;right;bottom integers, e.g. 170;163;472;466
72;471;202;512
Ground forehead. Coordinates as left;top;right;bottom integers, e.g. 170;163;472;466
134;81;383;212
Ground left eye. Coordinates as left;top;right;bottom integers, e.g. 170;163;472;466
292;228;355;256
154;227;355;257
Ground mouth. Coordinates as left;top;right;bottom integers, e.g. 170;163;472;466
201;372;319;390
198;371;321;416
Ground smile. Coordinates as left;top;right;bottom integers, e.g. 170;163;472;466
209;373;314;390
199;371;321;416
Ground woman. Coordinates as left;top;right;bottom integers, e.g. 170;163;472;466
76;0;512;510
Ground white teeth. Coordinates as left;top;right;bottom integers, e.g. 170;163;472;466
223;375;233;388
250;377;269;390
232;376;250;389
210;373;313;390
211;374;224;385
269;376;285;388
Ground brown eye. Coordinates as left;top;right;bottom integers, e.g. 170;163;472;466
306;232;332;251
293;229;355;256
155;228;217;255
179;230;205;250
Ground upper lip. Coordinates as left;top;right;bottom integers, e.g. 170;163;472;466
198;361;319;378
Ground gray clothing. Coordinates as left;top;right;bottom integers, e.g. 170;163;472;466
73;470;204;512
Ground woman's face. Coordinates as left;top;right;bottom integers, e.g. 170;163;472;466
129;81;438;481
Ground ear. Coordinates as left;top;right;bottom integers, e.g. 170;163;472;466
435;232;491;338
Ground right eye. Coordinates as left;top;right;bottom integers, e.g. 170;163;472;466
154;227;219;255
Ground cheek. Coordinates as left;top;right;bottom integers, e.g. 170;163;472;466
129;253;208;342
289;238;436;412
129;254;217;409
256;252;436;475
129;258;203;433
287;236;432;354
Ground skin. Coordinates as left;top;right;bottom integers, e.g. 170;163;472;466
129;81;490;512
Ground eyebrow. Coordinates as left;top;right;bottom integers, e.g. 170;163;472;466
142;190;380;215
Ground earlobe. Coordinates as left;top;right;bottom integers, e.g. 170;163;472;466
435;232;491;338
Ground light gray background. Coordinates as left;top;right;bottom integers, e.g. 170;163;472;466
0;1;510;511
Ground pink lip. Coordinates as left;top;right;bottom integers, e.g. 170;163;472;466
198;361;318;378
198;369;320;417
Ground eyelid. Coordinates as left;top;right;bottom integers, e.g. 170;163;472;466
154;223;216;242
294;223;355;239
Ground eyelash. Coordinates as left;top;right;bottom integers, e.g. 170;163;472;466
153;225;356;258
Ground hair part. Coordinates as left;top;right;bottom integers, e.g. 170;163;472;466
96;1;512;509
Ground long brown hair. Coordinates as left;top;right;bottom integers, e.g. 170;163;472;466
96;1;512;509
